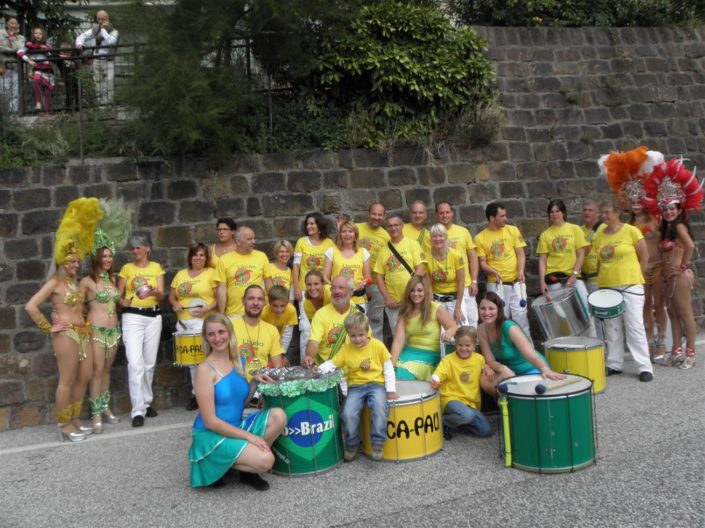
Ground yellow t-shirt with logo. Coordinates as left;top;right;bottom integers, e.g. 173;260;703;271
303;285;332;321
264;262;292;292
231;317;283;381
537;222;589;276
433;352;485;411
474;225;526;283
356;222;391;273
261;303;298;335
581;223;607;279
428;248;465;295
214;250;269;316
592;224;644;288
324;246;370;304
332;337;390;387
374;237;426;301
403;224;430;253
294;236;335;291
309;303;358;364
405;302;441;352
445;224;475;286
119;261;165;308
170;267;216;320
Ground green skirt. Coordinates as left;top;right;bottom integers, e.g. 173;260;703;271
188;409;271;488
396;345;440;382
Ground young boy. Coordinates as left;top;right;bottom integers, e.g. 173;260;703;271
319;312;397;461
261;285;298;363
431;326;491;438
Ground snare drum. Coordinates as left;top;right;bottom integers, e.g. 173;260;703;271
531;288;589;339
360;380;442;461
544;336;606;393
588;289;625;319
173;331;205;366
504;374;596;473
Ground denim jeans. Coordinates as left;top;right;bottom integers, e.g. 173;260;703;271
443;400;491;437
342;383;389;448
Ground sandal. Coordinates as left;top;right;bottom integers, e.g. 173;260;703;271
663;347;685;367
679;348;695;370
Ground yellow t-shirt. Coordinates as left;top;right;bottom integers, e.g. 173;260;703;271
474;225;526;283
433;352;485;411
445;224;475;286
428;248;465;295
537;222;589;275
261;303;298;335
294;236;335;291
356;222;391;273
592;224;645;288
324;246;370;304
309;303;358;364
373;237;426;301
403;224;430;253
231;317;284;381
264;262;292;292
332;338;390;387
405;302;441;352
170;267;216;320
214;250;269;316
119;261;165;308
303;285;332;321
581;223;607;278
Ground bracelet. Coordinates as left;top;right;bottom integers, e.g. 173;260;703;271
36;316;52;333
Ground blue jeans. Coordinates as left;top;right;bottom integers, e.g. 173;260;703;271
342;383;389;448
443;400;492;437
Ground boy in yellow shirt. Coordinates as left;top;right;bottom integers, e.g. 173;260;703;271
261;285;298;363
431;327;491;438
319;312;397;462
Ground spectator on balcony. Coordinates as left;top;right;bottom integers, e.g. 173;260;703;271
58;42;80;111
17;27;55;112
75;10;118;105
0;17;26;113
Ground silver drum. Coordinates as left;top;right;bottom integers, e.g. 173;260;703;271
531;288;589;340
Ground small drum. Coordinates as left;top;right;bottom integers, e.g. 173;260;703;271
360;380;442;461
588;289;625;319
503;374;596;473
531;288;590;339
173;331;205;366
544;337;606;393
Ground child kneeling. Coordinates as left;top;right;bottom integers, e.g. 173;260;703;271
320;312;397;461
432;326;491;438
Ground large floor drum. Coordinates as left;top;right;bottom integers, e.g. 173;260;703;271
545;336;606;393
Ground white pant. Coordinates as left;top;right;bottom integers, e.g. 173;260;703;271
603;285;653;374
299;306;311;362
460;289;478;328
93;59;115;105
366;284;385;340
122;313;162;418
384;306;400;336
176;318;203;393
584;281;604;340
0;70;20;113
547;280;596;337
487;282;531;344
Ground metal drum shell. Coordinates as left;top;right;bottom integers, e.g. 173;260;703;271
531;288;590;340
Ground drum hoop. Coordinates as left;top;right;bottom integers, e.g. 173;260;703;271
173;331;202;337
391;392;437;405
545;338;604;350
508;387;592;401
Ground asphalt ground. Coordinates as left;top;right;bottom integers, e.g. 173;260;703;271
1;341;704;528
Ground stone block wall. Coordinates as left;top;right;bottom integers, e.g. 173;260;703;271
2;26;705;430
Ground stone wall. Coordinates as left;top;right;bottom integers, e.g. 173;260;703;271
2;26;705;430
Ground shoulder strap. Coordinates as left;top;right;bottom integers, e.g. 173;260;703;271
205;361;225;379
387;241;414;275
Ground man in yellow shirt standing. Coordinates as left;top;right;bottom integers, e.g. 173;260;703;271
356;203;390;340
475;202;531;340
375;213;427;335
403;201;430;251
435;202;479;327
215;226;269;318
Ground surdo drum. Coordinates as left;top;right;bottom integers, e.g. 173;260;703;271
172;331;205;366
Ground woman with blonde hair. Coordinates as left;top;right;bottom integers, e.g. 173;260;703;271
428;223;466;325
323;221;371;310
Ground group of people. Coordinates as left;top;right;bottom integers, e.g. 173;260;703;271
1;11;117;114
25;146;700;490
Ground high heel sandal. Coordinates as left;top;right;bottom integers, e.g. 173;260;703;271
89;397;103;433
101;410;120;424
58;424;86;443
100;391;120;424
71;401;93;435
679;348;695;370
663;347;685;367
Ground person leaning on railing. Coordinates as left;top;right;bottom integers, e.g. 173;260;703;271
75;10;118;105
0;17;25;113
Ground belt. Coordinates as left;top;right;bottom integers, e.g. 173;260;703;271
581;272;598;279
352;287;367;297
122;306;162;317
433;293;456;303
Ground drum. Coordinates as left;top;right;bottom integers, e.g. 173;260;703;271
172;331;205;366
360;380;442;461
503;374;596;473
588;289;625;319
544;337;606;393
531;288;589;339
265;384;344;476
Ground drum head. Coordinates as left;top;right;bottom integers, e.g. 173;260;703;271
544;336;604;350
503;374;592;397
394;380;434;402
588;289;624;309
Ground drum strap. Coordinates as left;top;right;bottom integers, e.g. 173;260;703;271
387;242;414;275
608;286;644;297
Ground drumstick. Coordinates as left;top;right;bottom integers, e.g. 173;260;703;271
177;320;187;331
186;304;205;310
534;377;582;394
519;282;527;308
497;383;512;467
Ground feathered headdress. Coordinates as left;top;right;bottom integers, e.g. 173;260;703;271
597;146;664;208
54;198;103;265
642;157;704;216
91;199;132;256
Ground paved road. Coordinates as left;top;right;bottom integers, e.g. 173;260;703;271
1;348;704;528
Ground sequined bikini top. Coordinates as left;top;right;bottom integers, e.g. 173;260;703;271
63;288;84;307
95;286;120;304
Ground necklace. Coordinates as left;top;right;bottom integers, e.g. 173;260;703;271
243;319;262;370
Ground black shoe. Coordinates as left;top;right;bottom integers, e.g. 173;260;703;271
185;397;199;411
606;367;623;376
240;472;270;491
145;406;158;418
639;371;654;382
132;415;144;427
443;428;453;440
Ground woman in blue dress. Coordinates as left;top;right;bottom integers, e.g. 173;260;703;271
478;292;564;395
189;313;286;490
